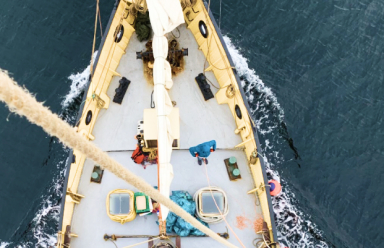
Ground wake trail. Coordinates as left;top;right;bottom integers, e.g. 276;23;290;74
224;36;329;248
0;53;96;248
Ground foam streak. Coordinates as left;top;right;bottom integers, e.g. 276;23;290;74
224;36;328;248
1;56;94;248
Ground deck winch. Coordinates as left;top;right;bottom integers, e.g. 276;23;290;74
137;39;188;77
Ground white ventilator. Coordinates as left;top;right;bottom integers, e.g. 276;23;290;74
146;0;184;223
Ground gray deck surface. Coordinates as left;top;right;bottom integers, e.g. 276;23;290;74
71;24;263;248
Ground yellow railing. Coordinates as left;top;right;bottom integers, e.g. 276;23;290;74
183;0;278;245
56;1;135;246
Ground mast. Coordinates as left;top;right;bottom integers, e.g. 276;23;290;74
146;0;185;235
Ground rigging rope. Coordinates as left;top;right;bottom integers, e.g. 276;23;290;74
122;237;160;248
200;0;256;136
180;0;197;9
98;4;103;37
129;0;148;16
219;0;222;29
90;0;100;81
0;70;238;248
93;1;128;95
202;0;234;85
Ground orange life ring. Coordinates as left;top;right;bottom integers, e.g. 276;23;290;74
268;180;282;196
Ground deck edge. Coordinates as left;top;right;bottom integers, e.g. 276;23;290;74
203;1;279;243
57;0;120;233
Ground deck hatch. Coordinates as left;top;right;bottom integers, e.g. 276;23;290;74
201;192;224;214
195;187;229;223
106;189;136;224
109;193;130;215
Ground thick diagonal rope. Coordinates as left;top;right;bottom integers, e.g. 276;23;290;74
0;70;237;248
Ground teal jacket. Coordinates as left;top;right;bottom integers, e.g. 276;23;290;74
189;140;216;158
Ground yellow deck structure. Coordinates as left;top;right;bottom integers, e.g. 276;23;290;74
56;0;279;247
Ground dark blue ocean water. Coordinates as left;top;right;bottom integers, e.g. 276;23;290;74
1;0;383;247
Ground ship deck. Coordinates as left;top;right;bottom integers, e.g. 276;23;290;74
70;24;263;248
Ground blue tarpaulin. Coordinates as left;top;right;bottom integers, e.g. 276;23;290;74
165;191;209;236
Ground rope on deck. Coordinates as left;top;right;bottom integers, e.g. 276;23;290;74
0;70;238;248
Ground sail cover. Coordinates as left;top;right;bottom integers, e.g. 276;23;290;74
146;0;184;222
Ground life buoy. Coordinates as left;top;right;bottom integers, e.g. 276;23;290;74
268;180;282;196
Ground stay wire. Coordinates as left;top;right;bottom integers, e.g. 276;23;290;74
203;0;234;82
219;0;222;29
106;239;118;248
90;0;100;83
98;4;103;37
93;1;129;94
122;237;160;248
205;75;220;89
70;0;108;188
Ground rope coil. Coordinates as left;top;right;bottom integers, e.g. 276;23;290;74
181;0;197;9
129;0;148;16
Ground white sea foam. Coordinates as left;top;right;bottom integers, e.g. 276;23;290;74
224;36;328;248
22;58;96;246
223;36;284;121
30;164;66;248
61;51;98;108
0;242;10;248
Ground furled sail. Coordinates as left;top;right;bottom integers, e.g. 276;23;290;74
146;0;184;227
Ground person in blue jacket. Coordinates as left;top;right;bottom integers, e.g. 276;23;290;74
189;140;216;165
